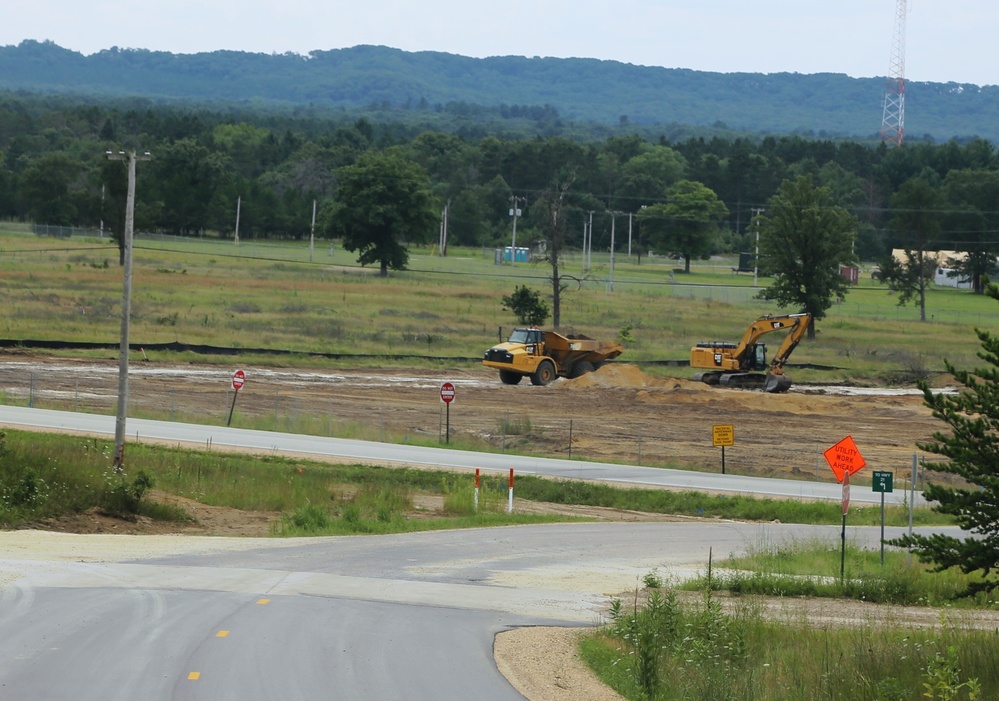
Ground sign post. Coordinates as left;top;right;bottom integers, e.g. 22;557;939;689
840;471;850;581
439;381;456;444
823;435;867;583
227;369;245;427
712;424;734;474
872;470;894;566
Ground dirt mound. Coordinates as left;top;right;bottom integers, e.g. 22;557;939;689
30;490;281;537
561;363;658;389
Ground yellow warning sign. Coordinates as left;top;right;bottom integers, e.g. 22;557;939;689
712;424;735;447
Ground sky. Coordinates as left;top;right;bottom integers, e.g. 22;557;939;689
4;0;998;86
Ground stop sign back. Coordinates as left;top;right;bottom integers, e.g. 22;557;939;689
440;381;456;404
232;369;246;390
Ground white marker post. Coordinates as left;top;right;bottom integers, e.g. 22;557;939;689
474;468;480;513
507;467;514;514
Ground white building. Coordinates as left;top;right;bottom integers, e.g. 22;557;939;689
891;249;974;289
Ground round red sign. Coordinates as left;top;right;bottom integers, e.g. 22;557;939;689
232;369;246;390
440;381;456;404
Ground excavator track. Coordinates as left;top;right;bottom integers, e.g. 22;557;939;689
697;372;793;392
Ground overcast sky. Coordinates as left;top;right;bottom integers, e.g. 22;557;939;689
4;1;997;86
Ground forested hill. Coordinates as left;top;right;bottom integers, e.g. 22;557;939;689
2;39;998;142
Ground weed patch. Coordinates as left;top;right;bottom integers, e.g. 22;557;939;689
687;538;998;608
586;585;994;700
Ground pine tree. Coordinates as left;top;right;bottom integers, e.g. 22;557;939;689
889;283;999;595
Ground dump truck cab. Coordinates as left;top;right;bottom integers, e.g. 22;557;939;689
508;327;545;353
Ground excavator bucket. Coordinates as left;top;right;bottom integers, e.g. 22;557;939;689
764;373;793;393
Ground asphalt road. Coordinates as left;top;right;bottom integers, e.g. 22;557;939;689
0;522;963;700
0;407;945;700
0;405;924;506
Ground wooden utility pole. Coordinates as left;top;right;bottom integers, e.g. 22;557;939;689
106;149;151;471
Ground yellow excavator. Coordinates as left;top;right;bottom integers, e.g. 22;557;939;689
690;312;812;392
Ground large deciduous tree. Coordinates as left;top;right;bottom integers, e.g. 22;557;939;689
889;282;999;597
757;175;857;339
874;176;945;321
637;180;727;274
940;169;999;294
20;152;81;226
322;150;438;276
152;138;229;236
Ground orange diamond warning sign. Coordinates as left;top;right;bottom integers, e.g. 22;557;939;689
823;435;866;483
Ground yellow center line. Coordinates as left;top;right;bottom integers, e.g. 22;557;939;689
187;672;200;681
216;630;230;638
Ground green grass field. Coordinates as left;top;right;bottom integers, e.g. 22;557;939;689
1;227;995;383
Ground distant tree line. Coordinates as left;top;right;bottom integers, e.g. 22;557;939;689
1;91;998;311
3;41;999;141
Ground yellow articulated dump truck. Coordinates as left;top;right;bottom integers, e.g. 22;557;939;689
483;327;623;386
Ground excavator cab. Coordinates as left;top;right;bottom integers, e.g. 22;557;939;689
747;343;767;371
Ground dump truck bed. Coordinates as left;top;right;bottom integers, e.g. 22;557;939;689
545;332;623;364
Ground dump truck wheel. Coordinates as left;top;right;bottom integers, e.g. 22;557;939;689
570;360;594;378
499;370;523;385
530;360;557;386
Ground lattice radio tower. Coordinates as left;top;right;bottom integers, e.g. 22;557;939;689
880;0;907;146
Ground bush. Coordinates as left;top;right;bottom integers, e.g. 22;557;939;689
501;285;548;326
102;470;154;517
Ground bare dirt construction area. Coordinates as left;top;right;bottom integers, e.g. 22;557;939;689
0;351;948;486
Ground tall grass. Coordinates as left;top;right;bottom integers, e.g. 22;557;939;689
510;477;947;527
0;429;178;523
0;429;954;533
584;586;995;700
0;429;564;534
684;537;999;607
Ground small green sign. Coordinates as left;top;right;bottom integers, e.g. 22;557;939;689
872;470;893;493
